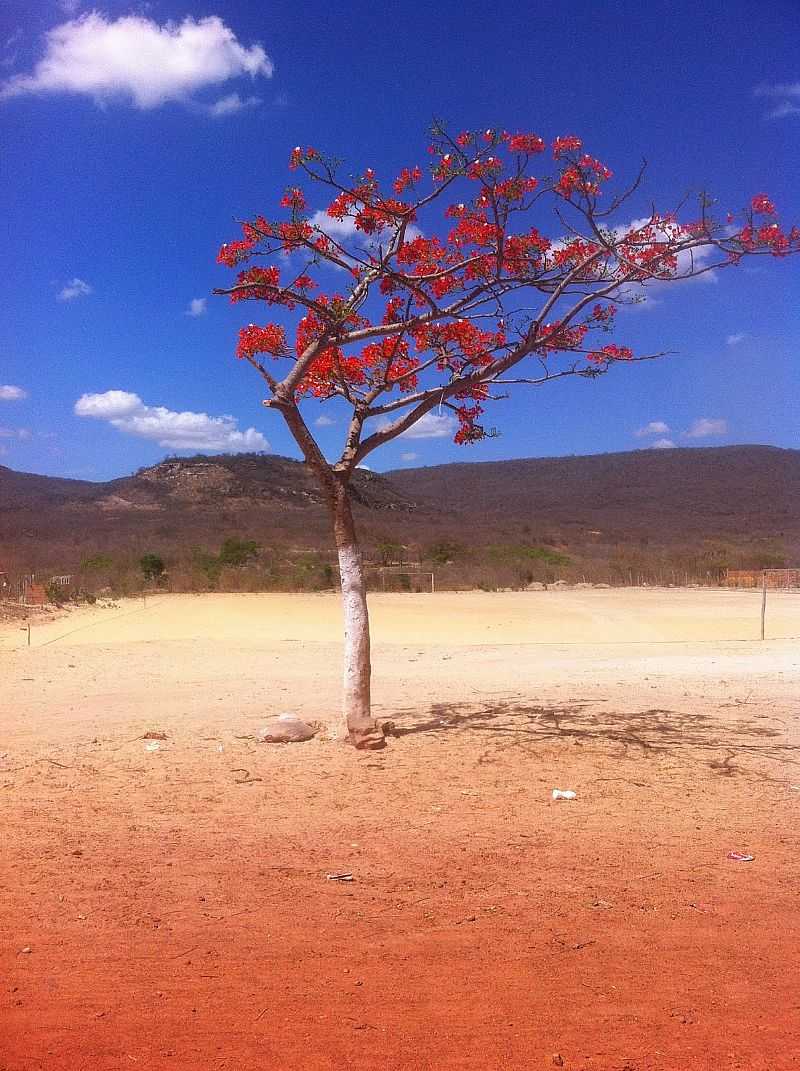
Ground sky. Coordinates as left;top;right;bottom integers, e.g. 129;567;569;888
0;0;798;481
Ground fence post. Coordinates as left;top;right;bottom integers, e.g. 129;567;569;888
761;571;767;641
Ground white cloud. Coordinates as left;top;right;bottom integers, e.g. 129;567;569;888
610;217;719;313
766;101;800;120
58;277;92;301
59;0;81;14
310;210;423;255
314;414;335;427
634;420;670;438
0;425;31;439
754;83;800;120
0;384;27;400
684;417;728;439
186;297;207;317
381;411;457;440
726;333;745;346
74;389;270;452
1;14;273;110
209;91;261;118
400;451;418;462
649;438;676;450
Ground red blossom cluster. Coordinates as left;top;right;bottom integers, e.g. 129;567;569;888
552;135;583;159
586;344;634;364
280;187;306;211
751;194;776;216
393;166;422;194
236;323;287;359
506;132;545;154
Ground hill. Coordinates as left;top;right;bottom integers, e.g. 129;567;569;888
1;445;797;590
385;445;800;543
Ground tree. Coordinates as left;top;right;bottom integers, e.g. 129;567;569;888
218;537;259;567
215;123;798;749
139;553;165;583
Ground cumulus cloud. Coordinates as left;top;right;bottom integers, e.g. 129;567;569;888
649;438;676;450
382;411;457;440
58;277;92;301
1;14;273;110
726;332;745;346
314;414;335;427
684;417;728;439
209;91;261;117
609;217;720;311
635;420;670;438
74;389;270;452
309;210;423;257
0;384;28;400
186;297;207;317
754;82;800;120
400;451;418;462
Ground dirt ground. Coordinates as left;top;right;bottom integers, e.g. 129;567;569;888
2;589;799;1070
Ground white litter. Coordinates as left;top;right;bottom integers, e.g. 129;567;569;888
552;789;577;801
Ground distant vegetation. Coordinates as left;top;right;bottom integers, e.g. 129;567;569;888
1;446;797;595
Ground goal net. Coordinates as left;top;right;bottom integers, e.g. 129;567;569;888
725;568;800;591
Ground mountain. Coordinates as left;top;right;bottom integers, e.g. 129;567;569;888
1;445;797;587
384;445;800;543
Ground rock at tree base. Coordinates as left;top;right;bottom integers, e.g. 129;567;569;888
257;714;317;744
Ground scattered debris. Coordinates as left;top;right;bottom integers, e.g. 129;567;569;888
232;769;262;784
727;851;754;862
552;789;577;801
326;872;354;882
257;714;317;744
142;730;168;741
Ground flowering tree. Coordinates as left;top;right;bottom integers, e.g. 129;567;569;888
215;123;798;749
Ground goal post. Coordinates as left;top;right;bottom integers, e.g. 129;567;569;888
724;568;800;591
364;565;436;594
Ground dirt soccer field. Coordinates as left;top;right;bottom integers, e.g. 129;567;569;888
2;589;800;1071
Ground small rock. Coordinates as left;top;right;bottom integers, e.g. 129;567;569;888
142;730;168;741
257;715;317;744
20;946;32;954
552;1056;564;1068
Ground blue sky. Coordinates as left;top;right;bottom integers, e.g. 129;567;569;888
1;0;798;480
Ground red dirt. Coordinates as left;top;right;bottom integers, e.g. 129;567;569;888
2;594;799;1069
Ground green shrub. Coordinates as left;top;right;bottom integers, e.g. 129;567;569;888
218;537;259;567
139;554;166;582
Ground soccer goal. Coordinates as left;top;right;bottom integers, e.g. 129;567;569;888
762;568;800;591
724;568;800;591
365;566;436;594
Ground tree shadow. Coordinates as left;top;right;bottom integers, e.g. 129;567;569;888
383;700;797;780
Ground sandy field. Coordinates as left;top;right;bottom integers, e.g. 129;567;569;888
2;589;800;1070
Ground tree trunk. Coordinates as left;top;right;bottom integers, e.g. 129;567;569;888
331;482;385;750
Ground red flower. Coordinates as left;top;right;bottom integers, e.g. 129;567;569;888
506;132;545;154
236;323;287;359
552;135;583;159
751;194;776;216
